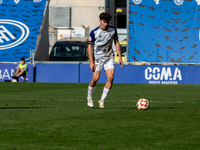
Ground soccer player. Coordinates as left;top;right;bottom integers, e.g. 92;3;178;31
87;12;123;109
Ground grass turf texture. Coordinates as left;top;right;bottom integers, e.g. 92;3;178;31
0;83;200;150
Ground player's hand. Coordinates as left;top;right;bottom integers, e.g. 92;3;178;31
119;58;123;68
89;62;95;72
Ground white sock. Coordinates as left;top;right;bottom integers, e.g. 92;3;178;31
101;87;110;100
87;85;95;98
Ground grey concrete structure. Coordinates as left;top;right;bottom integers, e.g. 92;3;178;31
49;0;105;31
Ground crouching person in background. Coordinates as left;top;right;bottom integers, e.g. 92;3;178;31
12;57;28;82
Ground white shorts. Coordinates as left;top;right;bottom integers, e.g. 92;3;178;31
95;57;115;71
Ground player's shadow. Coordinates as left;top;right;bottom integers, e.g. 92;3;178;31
93;107;137;109
94;107;176;109
0;107;48;110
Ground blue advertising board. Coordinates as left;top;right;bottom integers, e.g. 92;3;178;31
80;64;200;84
129;0;200;63
34;63;200;84
0;64;33;82
35;63;80;83
0;0;47;62
121;65;190;84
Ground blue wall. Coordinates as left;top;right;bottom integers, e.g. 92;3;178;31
1;63;200;84
35;63;200;84
0;64;33;82
35;63;80;83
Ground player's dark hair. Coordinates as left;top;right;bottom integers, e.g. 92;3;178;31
21;57;25;61
99;12;112;22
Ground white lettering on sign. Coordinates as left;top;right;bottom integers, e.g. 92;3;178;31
145;67;182;84
14;0;20;4
196;0;200;5
0;26;16;43
174;0;184;5
132;0;142;4
33;0;42;3
2;69;10;80
0;69;28;81
0;19;30;50
160;67;172;80
173;67;182;81
154;0;160;5
152;67;160;80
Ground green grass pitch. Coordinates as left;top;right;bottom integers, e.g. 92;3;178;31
0;83;200;150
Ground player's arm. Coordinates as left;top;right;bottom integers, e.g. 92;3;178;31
88;44;95;71
115;39;123;68
113;27;123;68
17;69;25;77
88;31;96;71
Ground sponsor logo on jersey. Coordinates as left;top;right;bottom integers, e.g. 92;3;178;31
154;0;160;5
33;0;42;3
0;19;30;50
89;36;92;41
14;0;20;4
132;0;142;4
174;0;184;5
0;0;2;4
145;67;182;84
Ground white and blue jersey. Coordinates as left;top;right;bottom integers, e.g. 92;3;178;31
88;25;118;59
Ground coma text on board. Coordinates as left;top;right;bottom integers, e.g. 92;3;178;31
145;67;182;84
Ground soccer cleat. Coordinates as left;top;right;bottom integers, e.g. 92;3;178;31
98;99;104;109
12;76;18;79
12;76;19;82
87;97;93;108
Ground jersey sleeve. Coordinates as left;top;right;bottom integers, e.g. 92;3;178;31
22;65;28;71
88;30;95;45
114;27;118;40
16;64;19;69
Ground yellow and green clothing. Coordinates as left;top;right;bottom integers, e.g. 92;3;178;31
17;63;28;74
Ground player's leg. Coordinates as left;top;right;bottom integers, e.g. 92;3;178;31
104;68;114;89
87;59;102;108
102;68;114;99
87;70;101;99
98;68;114;109
12;68;21;81
98;58;115;109
16;68;20;75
